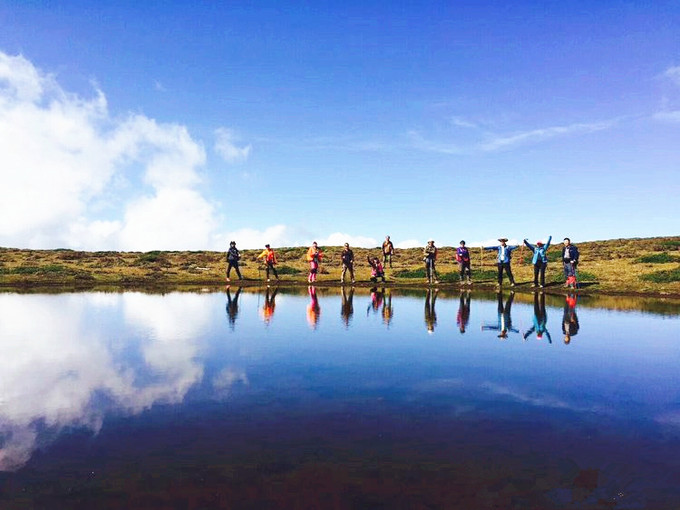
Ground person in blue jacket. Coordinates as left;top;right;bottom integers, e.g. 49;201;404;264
523;235;552;287
523;291;552;343
484;238;519;286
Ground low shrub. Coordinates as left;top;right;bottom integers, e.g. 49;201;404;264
640;267;680;283
394;268;426;278
275;265;302;275
635;253;678;263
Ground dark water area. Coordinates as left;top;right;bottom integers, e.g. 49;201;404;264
1;287;679;509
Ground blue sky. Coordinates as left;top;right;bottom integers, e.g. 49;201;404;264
0;1;678;250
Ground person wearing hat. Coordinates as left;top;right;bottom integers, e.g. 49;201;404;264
483;238;519;286
423;240;439;285
257;244;279;281
456;240;472;284
523;235;552;287
226;241;243;281
340;243;355;284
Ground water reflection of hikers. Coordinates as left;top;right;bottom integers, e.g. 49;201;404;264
261;286;278;325
457;290;471;334
226;241;243;282
340;286;354;328
382;236;394;269
307;285;321;328
523;292;552;343
340;243;355;284
424;288;438;333
367;287;384;316
367;256;386;283
456;240;472;284
382;289;393;328
562;293;580;344
424;240;439;285
523;235;552;288
562;238;580;289
482;291;518;339
257;244;279;282
484;238;519;287
225;285;242;330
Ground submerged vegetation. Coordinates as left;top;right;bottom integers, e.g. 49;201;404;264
1;236;679;297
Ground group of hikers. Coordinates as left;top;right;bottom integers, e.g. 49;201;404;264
226;235;581;288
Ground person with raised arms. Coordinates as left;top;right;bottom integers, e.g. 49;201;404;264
484;238;519;287
523;235;552;288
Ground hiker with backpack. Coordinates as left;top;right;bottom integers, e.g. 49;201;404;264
226;241;242;282
257;244;279;282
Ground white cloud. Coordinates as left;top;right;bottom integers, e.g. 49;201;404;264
662;66;680;86
214;127;251;164
0;51;215;251
395;239;422;249
314;232;378;248
0;292;220;471
653;110;680;122
450;116;478;129
478;120;615;152
467;238;521;248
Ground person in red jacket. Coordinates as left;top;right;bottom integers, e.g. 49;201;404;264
257;244;278;281
306;242;323;283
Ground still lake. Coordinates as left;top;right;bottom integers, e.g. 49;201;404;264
1;287;679;509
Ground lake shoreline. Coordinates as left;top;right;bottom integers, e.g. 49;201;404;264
1;235;679;298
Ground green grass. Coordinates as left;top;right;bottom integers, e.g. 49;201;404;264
394;268;426;278
660;240;680;249
473;269;499;281
635;253;679;263
0;265;71;275
274;265;302;275
640;267;680;283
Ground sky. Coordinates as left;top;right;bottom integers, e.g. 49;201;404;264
0;0;679;251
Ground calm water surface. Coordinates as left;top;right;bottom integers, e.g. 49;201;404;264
1;287;679;509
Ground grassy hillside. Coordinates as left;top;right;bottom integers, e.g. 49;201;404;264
1;236;679;297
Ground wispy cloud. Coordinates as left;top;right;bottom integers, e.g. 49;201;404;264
653;110;680;122
214;128;252;164
662;66;680;86
450;116;479;129
478;120;616;152
406;130;466;155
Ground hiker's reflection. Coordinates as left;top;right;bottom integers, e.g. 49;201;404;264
562;293;580;344
340;286;354;328
307;285;321;329
523;291;552;343
482;291;518;339
382;288;393;328
261;286;278;325
367;287;384;316
457;290;471;334
424;288;438;333
225;286;242;330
